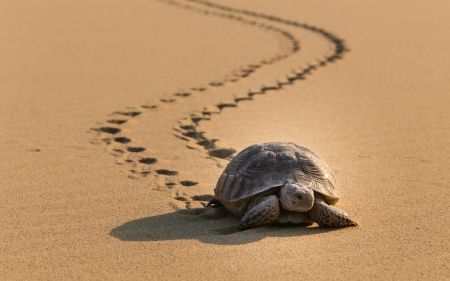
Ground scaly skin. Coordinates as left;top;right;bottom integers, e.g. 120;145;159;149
239;195;280;230
308;196;357;228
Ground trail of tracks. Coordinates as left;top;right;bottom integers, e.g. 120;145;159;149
90;0;348;209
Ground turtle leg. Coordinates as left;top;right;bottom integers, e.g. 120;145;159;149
308;197;357;228
239;195;280;230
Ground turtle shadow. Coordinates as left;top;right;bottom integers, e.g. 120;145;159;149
109;208;338;245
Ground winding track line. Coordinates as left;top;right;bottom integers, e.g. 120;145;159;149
90;0;348;207
175;0;348;160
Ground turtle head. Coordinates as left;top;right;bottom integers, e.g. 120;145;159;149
280;183;314;212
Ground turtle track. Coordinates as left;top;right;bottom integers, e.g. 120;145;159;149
175;0;347;163
90;0;300;184
89;0;348;210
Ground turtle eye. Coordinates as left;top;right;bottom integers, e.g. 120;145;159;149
297;194;303;200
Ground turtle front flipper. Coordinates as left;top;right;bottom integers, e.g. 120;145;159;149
239;195;280;230
308;197;357;228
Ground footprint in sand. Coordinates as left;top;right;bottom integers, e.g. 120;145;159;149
216;102;237;110
113;137;131;144
141;104;158;109
107;119;128;125
179;180;199;187
127;147;146;153
208;148;236;159
156;169;179;176
138;157;158;165
174;92;192;97
160;98;176;103
96;127;121;134
114;111;142;117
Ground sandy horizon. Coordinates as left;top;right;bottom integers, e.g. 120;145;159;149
1;0;449;280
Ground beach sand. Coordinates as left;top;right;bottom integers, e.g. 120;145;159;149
1;0;449;280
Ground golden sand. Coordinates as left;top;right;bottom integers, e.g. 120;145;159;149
1;0;449;280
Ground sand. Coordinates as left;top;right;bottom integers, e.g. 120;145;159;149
1;0;449;280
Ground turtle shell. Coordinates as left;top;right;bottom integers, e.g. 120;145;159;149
214;142;339;215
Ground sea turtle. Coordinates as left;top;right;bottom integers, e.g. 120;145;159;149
207;142;357;230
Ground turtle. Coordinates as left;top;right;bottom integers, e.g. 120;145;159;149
207;142;357;230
